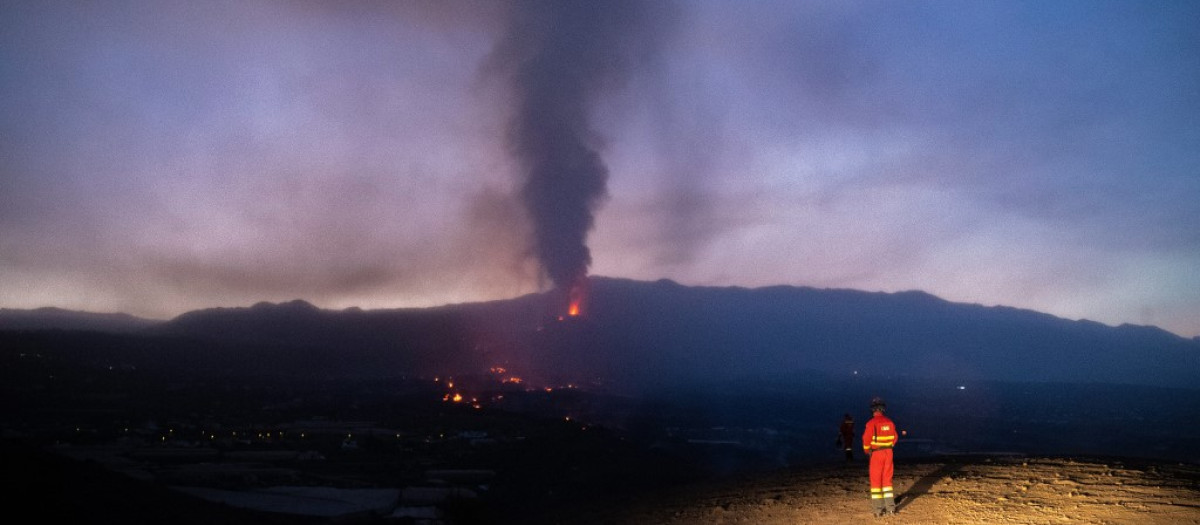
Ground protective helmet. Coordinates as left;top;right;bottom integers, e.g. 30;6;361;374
870;397;886;412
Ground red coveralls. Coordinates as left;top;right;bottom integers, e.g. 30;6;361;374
862;412;898;514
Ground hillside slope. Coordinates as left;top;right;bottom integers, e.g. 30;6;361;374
552;455;1200;525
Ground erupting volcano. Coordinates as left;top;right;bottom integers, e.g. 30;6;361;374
491;1;662;315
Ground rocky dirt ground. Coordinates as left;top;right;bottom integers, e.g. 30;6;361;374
547;455;1200;525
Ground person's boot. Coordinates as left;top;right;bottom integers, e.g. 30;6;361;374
871;497;885;517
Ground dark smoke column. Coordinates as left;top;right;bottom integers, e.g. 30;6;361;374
492;0;660;312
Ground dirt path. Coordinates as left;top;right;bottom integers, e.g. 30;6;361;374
552;456;1200;525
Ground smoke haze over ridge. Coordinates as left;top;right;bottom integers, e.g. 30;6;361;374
1;1;1198;337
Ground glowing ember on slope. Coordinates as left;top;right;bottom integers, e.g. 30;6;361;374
558;275;589;320
570;277;587;316
491;366;524;384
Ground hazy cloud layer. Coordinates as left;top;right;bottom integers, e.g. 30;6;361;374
2;1;1198;337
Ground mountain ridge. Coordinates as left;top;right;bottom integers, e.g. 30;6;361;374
0;306;161;333
2;277;1196;390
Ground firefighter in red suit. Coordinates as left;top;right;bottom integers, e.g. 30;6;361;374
862;397;898;516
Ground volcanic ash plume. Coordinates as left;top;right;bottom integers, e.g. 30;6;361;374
490;0;662;307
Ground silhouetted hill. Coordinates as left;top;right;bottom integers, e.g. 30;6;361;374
115;277;1198;390
3;278;1195;389
0;307;160;333
574;278;1198;389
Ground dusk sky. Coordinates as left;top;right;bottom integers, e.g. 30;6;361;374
2;1;1198;338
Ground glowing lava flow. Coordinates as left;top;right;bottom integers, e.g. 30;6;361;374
566;276;588;318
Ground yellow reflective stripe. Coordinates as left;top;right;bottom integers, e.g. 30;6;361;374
871;488;883;493
871;494;884;499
